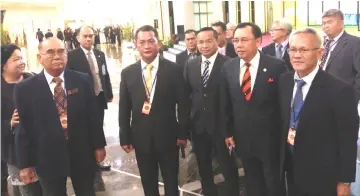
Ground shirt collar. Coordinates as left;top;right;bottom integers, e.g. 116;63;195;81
240;50;260;69
44;69;65;85
80;45;93;55
326;30;344;42
276;39;289;49
187;49;197;55
294;65;319;86
201;51;218;65
141;54;160;70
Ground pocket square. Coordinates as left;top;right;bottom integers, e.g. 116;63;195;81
268;77;274;83
67;88;78;95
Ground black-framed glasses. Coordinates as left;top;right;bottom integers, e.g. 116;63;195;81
287;48;320;55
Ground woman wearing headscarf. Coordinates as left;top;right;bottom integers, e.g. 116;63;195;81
1;44;42;196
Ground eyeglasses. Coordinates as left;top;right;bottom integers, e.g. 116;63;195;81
287;48;320;55
232;38;256;44
40;49;67;57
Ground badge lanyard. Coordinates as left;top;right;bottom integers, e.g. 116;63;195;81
291;101;304;129
141;72;157;102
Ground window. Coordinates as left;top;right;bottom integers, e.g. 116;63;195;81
193;1;212;30
340;1;359;25
283;1;296;29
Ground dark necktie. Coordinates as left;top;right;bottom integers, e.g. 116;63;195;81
319;38;334;69
241;63;252;101
202;60;210;87
52;77;68;137
288;79;306;153
189;53;197;60
276;44;283;59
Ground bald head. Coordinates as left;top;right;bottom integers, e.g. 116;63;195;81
37;37;67;77
226;23;236;39
78;25;95;50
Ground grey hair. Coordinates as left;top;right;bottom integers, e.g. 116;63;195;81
289;27;323;48
322;9;344;20
273;18;293;35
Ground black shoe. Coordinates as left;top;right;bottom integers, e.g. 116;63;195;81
99;165;111;172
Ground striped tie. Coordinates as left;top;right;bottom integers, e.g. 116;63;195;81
241;63;252;101
202;60;210;87
52;77;68;137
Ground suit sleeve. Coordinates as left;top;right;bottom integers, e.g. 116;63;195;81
84;75;106;149
176;64;190;140
102;54;113;100
14;83;36;169
334;85;359;182
352;38;360;100
118;70;132;145
219;64;234;138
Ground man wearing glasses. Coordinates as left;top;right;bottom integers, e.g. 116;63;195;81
14;38;106;195
262;19;293;71
221;23;287;196
278;27;358;196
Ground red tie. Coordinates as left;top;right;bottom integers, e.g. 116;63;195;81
241;63;252;101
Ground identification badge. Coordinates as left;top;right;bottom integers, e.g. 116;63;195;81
60;114;68;129
287;128;296;145
141;101;152;115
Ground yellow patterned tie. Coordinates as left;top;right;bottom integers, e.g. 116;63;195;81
145;64;153;95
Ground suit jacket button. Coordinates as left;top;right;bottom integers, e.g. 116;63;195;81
204;94;207;97
204;108;206;111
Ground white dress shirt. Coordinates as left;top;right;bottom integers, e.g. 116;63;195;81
239;50;260;90
80;46;103;91
141;54;159;103
292;65;319;102
321;30;344;70
44;69;65;96
201;51;219;76
218;46;226;56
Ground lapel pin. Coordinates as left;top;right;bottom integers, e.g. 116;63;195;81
263;68;267;72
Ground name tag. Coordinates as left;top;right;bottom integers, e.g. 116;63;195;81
141;101;152;115
287;128;296;146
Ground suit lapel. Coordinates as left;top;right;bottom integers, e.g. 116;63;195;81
250;53;268;104
229;57;245;102
36;71;60;120
93;50;103;75
64;69;76;117
151;58;167;108
269;43;276;56
77;49;92;75
282;73;295;130
205;54;222;88
193;57;202;88
325;32;348;71
134;62;147;107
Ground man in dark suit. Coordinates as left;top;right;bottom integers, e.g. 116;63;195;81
320;9;360;100
14;38;106;196
183;27;239;196
67;25;113;126
176;29;200;68
66;25;112;190
220;23;287;196
119;25;189;196
211;21;237;58
279;27;358;196
262;19;293;70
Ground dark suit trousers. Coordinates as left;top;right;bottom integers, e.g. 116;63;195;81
242;153;284;196
193;132;239;196
135;140;179;196
38;174;95;196
285;148;336;196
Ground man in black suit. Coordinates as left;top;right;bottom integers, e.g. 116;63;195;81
67;25;113;126
211;21;237;58
320;9;360;100
279;27;358;196
14;38;106;196
183;27;239;196
66;25;112;190
220;23;287;196
119;25;189;196
176;29;200;68
262;19;292;70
